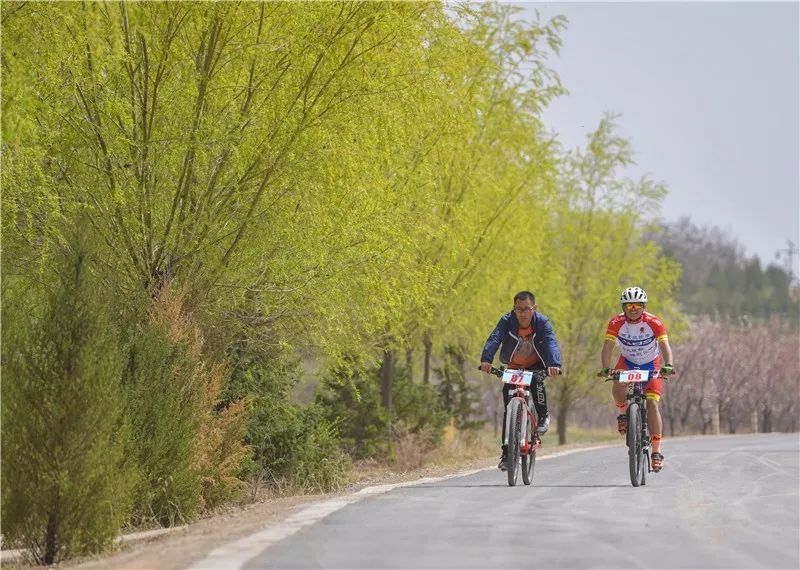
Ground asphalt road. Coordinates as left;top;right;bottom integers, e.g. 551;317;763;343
205;433;800;570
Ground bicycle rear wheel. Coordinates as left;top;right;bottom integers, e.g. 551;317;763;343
521;407;536;486
507;399;522;487
627;403;643;487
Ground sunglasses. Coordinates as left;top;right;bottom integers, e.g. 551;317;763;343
624;303;645;310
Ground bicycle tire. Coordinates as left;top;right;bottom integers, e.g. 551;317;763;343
641;406;649;486
507;398;522;487
627;402;642;487
640;446;647;486
521;406;536;486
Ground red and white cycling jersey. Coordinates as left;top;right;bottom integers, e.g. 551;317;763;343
605;311;668;365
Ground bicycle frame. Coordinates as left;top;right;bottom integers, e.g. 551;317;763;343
503;384;540;453
606;368;668;486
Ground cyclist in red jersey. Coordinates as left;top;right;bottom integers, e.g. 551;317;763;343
601;287;674;472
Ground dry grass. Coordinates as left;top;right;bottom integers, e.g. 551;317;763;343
349;423;620;481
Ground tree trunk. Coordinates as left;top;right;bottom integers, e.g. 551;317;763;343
711;404;720;435
422;331;432;385
45;513;58;565
405;348;413;383
662;398;676;436
679;399;694;434
750;409;759;433
555;381;572;445
380;349;394;411
762;405;773;432
557;402;568;445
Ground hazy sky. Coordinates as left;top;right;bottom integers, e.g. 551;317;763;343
519;2;799;276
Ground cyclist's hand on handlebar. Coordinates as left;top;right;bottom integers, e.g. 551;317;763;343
597;367;612;378
479;362;493;374
659;365;675;376
547;366;561;377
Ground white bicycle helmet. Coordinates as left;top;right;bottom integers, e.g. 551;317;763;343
620;286;647;304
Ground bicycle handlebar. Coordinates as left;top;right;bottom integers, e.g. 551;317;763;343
478;365;560;380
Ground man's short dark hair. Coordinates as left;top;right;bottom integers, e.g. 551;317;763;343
513;291;535;304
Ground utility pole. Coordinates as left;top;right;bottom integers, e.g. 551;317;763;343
775;240;799;283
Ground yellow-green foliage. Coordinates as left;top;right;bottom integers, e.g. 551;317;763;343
1;2;572;365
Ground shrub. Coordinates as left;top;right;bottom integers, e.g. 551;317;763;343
316;363;390;460
247;399;350;495
316;360;449;464
124;319;203;526
434;344;486;431
124;287;248;525
391;365;449;452
227;341;349;496
1;236;133;564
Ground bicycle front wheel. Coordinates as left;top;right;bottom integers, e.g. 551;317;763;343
627;403;643;487
506;398;522;487
521;408;536;486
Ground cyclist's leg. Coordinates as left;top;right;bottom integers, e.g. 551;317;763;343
647;397;664;471
645;359;664;470
645;393;663;441
534;379;549;432
612;357;629;434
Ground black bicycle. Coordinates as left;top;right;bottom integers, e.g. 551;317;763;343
603;368;674;487
486;366;548;487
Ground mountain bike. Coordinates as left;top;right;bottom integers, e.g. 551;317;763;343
603;368;673;487
488;366;548;487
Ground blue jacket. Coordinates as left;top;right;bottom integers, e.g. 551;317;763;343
480;311;562;369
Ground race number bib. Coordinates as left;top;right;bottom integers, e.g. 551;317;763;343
502;369;534;386
619;370;650;383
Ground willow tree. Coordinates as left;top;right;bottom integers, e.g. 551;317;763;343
3;2;472;353
544;115;681;444
398;4;568;387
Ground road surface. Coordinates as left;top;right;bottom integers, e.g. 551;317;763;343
194;433;799;569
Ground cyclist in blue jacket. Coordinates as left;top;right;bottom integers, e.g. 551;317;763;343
480;291;562;470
